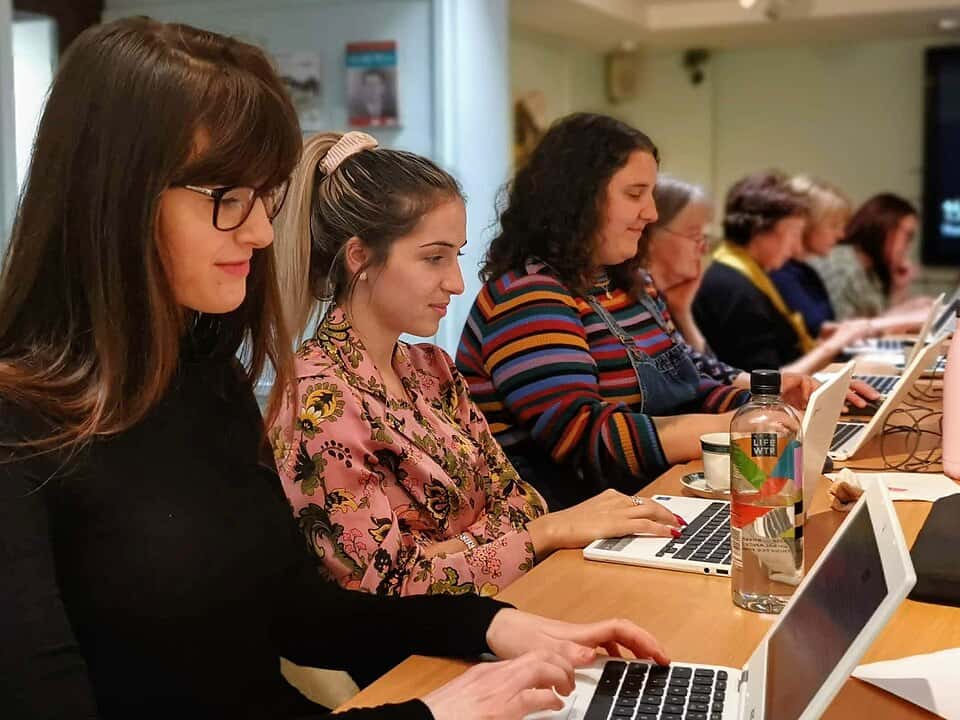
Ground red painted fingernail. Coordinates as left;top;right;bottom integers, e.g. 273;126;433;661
671;528;682;538
673;513;688;526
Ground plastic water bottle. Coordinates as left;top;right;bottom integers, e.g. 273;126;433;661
730;369;804;614
943;307;960;480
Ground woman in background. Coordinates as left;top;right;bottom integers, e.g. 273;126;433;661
809;193;933;320
457;114;751;511
642;175;875;407
774;178;929;337
692;171;869;373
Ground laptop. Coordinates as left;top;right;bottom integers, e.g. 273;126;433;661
830;336;945;461
841;294;947;393
842;292;944;370
528;480;916;720
582;365;854;577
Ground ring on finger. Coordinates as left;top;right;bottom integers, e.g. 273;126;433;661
630;496;644;506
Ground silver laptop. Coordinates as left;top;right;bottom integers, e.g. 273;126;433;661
830;336;945;461
529;481;916;720
583;365;853;577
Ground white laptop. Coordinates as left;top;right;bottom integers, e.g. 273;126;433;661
582;365;854;577
529;480;916;720
830;337;945;461
844;293;945;370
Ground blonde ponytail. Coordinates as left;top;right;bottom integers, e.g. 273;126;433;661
273;132;342;342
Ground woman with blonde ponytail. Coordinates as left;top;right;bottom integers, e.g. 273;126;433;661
269;131;682;602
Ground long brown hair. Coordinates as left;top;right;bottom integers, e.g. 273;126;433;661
0;17;300;450
842;193;918;295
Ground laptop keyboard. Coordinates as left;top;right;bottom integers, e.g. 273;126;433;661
584;660;728;720
831;422;863;452
854;373;898;394
655;502;730;566
872;338;905;352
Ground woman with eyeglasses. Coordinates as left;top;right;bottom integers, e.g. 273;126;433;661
0;19;670;720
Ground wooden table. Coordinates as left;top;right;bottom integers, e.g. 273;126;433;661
341;360;958;717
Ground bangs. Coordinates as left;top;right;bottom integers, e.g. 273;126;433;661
175;63;301;190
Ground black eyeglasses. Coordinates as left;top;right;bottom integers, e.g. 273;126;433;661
182;180;290;231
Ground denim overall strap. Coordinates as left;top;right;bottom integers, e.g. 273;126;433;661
584;294;701;416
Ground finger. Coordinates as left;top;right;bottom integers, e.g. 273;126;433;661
570;619;671;666
850;380;880;400
511;688;565;717
505;650;576;697
601;640;623;658
550;638;596;667
625;499;680;527
845;390;867;408
621;517;678;538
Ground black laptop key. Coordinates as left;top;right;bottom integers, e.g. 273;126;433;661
667;686;688;697
670;667;693;678
644;686;664;696
688;702;709;712
716;681;727;691
714;690;725;701
668;679;690;689
684;713;707;720
716;671;727;680
690;693;710;703
648;677;668;688
712;702;724;713
637;715;658;720
616;697;637;708
583;693;615;720
662;706;684;715
612;709;633;718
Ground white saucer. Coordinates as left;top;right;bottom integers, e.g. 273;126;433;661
680;471;730;500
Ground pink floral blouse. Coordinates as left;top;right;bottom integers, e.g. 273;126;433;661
270;308;547;597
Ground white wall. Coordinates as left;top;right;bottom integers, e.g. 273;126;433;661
433;0;511;351
105;0;436;157
0;0;17;238
13;16;55;191
509;31;957;288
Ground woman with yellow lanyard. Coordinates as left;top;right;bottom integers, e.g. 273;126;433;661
692;171;871;374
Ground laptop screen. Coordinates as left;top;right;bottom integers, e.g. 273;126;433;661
764;502;888;719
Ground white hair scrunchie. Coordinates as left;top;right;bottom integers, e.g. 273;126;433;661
319;131;379;175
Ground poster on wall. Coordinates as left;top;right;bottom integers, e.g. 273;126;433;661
275;51;325;132
346;41;399;128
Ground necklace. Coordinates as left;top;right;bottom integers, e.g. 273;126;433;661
594;273;613;300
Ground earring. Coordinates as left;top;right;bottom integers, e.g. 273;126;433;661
359;271;368;281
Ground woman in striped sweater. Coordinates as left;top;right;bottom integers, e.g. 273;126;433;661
456;114;752;510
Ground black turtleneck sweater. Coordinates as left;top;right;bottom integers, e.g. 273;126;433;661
0;352;507;719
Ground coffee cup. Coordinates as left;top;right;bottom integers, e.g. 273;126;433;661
700;432;731;491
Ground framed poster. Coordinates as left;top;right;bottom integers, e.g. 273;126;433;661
346;41;399;128
275;51;325;132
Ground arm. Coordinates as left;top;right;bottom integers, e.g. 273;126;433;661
273;374;540;598
468;279;744;485
0;444;102;718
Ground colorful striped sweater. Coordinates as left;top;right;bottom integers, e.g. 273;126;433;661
455;263;750;508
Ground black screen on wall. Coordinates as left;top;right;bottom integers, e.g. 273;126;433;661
923;46;960;266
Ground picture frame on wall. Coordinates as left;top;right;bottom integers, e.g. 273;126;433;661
275;51;325;132
346;41;399;128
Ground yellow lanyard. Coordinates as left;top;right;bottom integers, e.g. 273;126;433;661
712;242;817;353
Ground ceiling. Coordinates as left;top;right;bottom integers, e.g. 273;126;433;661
510;0;960;50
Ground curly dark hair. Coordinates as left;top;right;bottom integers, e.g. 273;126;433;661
482;113;659;295
723;170;808;246
842;193;918;296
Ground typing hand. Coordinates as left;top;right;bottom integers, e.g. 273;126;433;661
844;378;881;411
423;650;575;720
780;373;818;410
485;608;671;668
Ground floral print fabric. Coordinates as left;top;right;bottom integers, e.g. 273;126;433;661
271;307;546;597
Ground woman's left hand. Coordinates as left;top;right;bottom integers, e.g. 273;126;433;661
780;372;818;409
485;608;671;668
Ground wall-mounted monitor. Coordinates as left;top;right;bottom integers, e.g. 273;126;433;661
923;46;960;266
